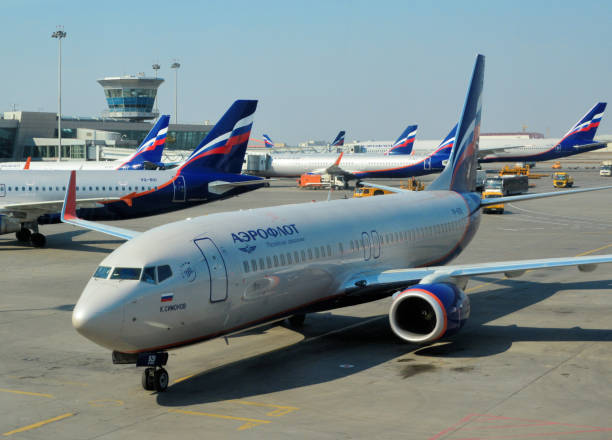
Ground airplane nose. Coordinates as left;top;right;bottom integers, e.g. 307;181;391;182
72;297;124;350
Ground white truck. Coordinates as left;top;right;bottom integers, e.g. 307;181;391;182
600;160;612;177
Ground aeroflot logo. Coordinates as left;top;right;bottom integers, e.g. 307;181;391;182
232;224;300;243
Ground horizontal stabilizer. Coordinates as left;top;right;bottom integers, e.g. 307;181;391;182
208;178;266;195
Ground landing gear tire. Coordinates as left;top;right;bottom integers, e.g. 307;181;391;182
16;228;31;242
154;368;169;392
142;367;155;391
288;313;306;327
31;233;46;248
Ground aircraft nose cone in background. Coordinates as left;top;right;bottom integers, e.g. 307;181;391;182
72;294;124;350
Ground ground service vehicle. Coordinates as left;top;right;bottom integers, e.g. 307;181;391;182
353;186;394;197
298;173;346;189
553;172;574;188
600;161;612;176
481;189;505;214
484;175;528;196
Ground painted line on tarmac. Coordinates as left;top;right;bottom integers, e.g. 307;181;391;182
231;400;299;417
168;409;271;431
3;412;74;436
575;242;612;256
0;388;53;398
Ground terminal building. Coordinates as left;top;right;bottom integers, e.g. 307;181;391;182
0;74;212;161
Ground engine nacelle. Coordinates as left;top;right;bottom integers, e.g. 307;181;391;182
0;215;21;235
389;283;470;343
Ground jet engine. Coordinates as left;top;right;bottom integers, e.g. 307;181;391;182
0;215;21;234
388;283;470;343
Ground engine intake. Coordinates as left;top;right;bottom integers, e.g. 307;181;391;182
389;283;470;343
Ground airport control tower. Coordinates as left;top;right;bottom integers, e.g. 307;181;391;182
98;75;164;121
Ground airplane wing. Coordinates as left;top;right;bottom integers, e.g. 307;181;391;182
60;171;140;241
0;197;118;219
342;254;612;295
481;184;612;205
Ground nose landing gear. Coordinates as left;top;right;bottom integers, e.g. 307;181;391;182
142;367;169;392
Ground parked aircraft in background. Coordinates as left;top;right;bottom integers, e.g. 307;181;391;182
253;123;452;180
478;102;607;163
330;130;345;147
262;134;275;148
0;101;264;247
62;55;612;392
0;115;171;171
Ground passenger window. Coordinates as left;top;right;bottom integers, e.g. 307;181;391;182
266;256;272;269
110;267;141;280
251;260;257;272
141;266;156;284
294;251;300;263
300;250;306;261
96;186;99;191
287;253;292;264
42;187;46;191
157;265;172;282
307;248;313;260
35;186;39;190
314;247;320;259
62;186;66;191
280;254;286;265
273;255;279;267
89;186;93;191
259;258;265;270
93;266;111;279
320;246;325;257
243;261;250;273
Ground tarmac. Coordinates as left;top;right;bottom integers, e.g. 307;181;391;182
1;155;611;439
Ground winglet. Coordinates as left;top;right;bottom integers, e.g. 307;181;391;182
333;152;344;167
61;170;78;222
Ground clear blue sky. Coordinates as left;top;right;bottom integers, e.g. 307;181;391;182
2;0;611;144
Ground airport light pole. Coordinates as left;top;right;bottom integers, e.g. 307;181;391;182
152;63;161;114
52;26;67;161
171;61;180;124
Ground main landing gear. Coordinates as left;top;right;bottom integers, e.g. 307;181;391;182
15;225;46;248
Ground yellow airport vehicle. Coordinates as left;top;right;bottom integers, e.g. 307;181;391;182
552;172;573;188
482;189;504;214
353;186;394;198
400;177;425;191
552;161;562;169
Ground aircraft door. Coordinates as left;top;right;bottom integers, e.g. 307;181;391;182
173;176;186;202
371;230;381;259
424;157;431;170
194;238;228;302
361;232;372;261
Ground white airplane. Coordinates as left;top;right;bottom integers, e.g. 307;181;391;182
0;115;171;171
62;55;612;393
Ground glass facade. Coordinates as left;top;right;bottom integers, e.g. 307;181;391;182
104;88;157;114
22;145;86;159
0;127;17;158
113;129;209;151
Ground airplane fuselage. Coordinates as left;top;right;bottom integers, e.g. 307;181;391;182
73;190;481;353
252;153;446;179
0;169;262;224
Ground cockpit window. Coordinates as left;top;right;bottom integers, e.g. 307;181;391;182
93;266;111;279
110;267;142;280
141;266;156;284
157;265;172;283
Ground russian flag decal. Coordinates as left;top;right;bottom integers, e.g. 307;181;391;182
161;293;174;303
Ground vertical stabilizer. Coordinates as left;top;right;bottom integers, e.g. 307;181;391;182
116;115;170;169
427;55;484;193
386;125;418;155
555;102;606;149
176;100;257;175
331;131;346;147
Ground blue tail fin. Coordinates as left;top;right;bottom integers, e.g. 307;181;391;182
428;55;484;193
556;102;606;148
116;115;170;169
176;100;257;175
386;125;417;155
331;131;345;147
263;134;274;148
430;123;458;158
